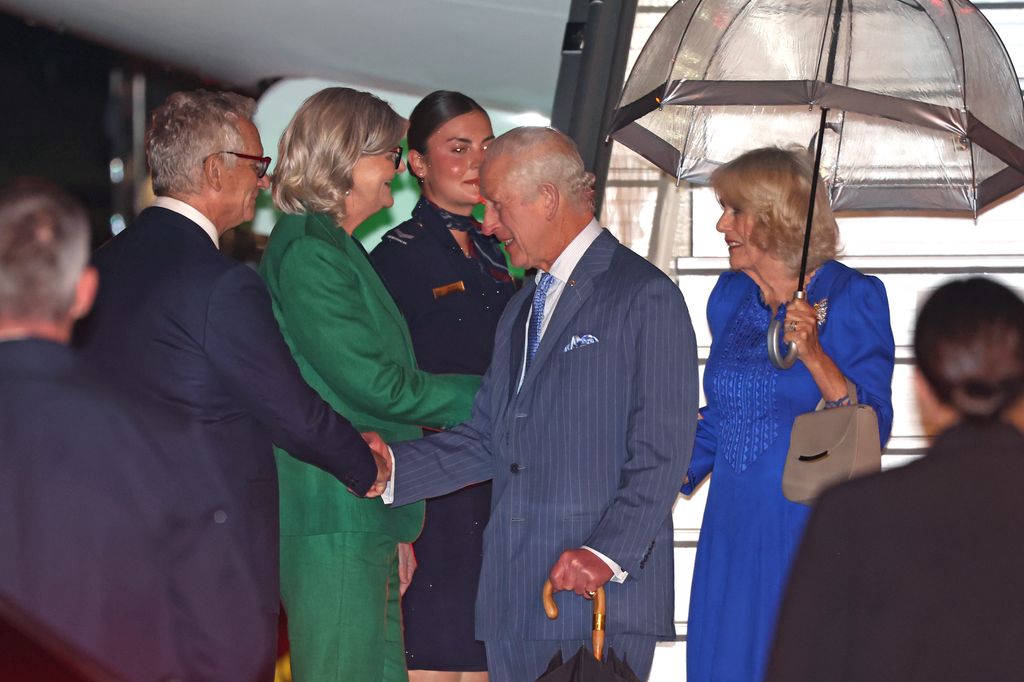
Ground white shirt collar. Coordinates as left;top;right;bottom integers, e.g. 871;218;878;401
544;218;603;283
152;196;220;247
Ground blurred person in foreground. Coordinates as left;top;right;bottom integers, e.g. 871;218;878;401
766;276;1024;682
74;90;389;680
371;90;516;682
372;126;699;682
681;146;895;682
260;87;480;682
0;180;264;681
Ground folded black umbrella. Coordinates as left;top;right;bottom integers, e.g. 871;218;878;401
538;645;643;682
536;580;642;681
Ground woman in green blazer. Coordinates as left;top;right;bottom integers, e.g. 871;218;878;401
260;87;481;682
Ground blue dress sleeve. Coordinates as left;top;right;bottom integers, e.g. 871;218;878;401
825;270;896;446
682;405;717;494
680;272;745;494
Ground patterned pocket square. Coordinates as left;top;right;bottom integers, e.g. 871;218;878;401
563;334;599;352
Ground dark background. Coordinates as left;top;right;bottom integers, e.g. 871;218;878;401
0;12;236;247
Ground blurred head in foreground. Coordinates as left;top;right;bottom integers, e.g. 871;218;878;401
914;276;1024;434
0;179;94;342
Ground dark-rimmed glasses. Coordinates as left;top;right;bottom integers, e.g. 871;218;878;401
211;151;272;178
387;146;403;170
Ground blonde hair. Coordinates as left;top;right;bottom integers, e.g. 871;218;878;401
272;87;405;226
712;146;839;275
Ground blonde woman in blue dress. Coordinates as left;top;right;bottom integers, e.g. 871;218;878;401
682;146;896;682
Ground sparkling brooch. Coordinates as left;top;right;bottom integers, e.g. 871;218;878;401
814;298;829;326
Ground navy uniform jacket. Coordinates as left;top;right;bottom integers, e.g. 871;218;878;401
0;339;265;681
371;199;516;375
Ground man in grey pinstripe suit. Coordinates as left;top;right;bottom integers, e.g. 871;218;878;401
378;127;698;681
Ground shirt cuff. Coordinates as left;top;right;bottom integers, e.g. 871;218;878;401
382;446;396;505
582;546;628;583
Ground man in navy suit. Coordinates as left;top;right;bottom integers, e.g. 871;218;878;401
74;91;390;677
0;180;266;681
375;127;699;681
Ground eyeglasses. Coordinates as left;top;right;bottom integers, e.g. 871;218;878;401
387;146;403;170
212;151;272;178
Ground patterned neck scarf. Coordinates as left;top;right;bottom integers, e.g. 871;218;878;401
414;196;480;233
414;196;512;281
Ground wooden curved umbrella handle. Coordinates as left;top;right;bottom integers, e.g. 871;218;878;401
541;579;607;661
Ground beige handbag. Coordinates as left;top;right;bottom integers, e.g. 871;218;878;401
782;381;881;504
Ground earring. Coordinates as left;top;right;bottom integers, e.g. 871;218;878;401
345;189;350;196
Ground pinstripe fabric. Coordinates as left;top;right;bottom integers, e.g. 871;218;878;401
393;230;698;654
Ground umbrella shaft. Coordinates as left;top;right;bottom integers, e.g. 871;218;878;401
801;0;845;292
799;105;829;292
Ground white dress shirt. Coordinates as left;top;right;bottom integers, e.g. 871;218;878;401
516;218;603;391
153;196;220;247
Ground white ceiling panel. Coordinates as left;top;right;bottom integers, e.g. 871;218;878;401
1;0;571;112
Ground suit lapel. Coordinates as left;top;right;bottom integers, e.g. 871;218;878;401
507;288;533;401
516;230;618;397
307;214;413;349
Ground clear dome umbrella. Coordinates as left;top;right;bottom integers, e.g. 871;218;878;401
607;0;1024;367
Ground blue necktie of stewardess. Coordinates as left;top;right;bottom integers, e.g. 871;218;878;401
525;272;555;376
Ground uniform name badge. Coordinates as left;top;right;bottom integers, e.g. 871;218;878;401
432;280;466;299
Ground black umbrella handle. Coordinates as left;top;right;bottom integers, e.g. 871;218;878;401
767;290;805;369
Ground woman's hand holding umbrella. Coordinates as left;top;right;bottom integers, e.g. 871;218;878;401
783;298;850;405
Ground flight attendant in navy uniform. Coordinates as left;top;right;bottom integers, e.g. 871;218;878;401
371;90;515;682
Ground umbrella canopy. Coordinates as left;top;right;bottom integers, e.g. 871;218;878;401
608;0;1024;215
537;581;643;681
537;647;643;682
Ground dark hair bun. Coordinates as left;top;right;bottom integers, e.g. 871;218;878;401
915;277;1024;420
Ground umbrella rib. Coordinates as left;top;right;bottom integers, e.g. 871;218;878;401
813;0;838;83
671;0;760;179
659;0;701;109
665;0;715;179
698;0;758;81
827;0;856;205
946;0;976;214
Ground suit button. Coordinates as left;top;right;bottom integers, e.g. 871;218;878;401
510;463;523;473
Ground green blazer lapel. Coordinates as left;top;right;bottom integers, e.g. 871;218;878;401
306;213;412;349
518;229;617;396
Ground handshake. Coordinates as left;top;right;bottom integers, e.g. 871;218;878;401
360;431;393;498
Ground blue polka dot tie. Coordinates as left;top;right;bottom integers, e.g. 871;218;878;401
525;272;555;376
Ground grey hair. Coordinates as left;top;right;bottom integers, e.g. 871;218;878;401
146;90;257;196
272;87;406;227
0;179;90;324
483;127;595;211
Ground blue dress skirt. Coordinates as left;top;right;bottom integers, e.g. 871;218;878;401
682;261;895;682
